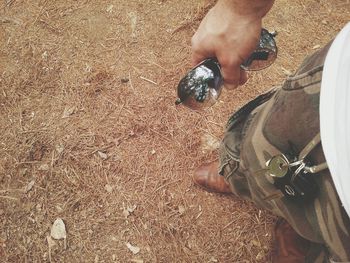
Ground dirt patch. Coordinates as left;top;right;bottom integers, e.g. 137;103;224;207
1;0;349;262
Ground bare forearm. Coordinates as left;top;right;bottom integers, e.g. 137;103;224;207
217;0;274;19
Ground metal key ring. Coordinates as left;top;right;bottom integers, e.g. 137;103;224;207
281;159;304;168
292;162;306;182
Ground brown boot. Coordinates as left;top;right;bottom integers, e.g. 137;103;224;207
272;219;311;263
193;162;232;194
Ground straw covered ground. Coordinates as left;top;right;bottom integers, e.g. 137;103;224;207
0;0;349;262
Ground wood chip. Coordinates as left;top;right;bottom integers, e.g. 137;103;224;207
178;205;185;215
105;184;113;193
123;208;130;218
126;242;140;254
38;164;49;171
62;106;75;118
106;4;114;13
256;251;265;261
127;204;137;213
55;144;64;154
97;151;108;160
128;12;137;39
50;218;67;240
123;204;136;218
252;239;261;247
281;67;293;76
200;133;220;153
25;180;35;193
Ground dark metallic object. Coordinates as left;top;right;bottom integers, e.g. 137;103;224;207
175;29;277;110
264;134;328;203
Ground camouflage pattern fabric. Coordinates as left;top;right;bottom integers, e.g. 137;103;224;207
219;43;350;262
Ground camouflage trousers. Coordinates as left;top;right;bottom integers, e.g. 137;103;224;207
219;43;350;262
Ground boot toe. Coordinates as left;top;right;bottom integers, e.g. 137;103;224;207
193;162;231;194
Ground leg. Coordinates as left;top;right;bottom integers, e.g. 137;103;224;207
220;43;350;262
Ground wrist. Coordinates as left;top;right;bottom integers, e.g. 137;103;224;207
217;0;274;19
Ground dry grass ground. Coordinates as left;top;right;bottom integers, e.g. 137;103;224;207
0;0;349;262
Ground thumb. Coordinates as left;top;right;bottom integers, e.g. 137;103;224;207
220;62;241;90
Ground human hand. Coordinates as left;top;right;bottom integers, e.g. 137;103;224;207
191;0;273;90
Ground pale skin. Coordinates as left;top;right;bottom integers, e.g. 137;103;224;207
191;0;275;89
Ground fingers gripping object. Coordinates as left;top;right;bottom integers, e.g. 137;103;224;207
175;29;277;110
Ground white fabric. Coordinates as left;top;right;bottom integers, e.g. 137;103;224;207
320;22;350;218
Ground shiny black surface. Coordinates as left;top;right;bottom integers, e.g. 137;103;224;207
176;59;223;110
176;29;277;110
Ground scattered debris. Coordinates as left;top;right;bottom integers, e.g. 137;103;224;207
312;44;321;50
195;211;203;220
41;51;48;60
121;78;129;83
55;205;63;213
85;64;92;73
150;149;156;155
256;250;265;261
140;76;157;85
38;163;49;171
128;12;137;39
281;67;293;76
130;259;144;263
106;4;114;13
50;218;67;249
51;218;67;239
97;151;108;160
251;239;261;247
123;204;137;218
126;242;140;254
62;106;75;118
209;257;218;262
55;144;64;154
105;184;113;193
24;180;35;193
178;205;185;215
36;203;42;211
19;168;28;177
127;204;137;213
200;133;220;153
123;209;130;218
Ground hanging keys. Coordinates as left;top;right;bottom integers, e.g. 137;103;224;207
255;155;302;178
263;154;319;202
266;154;289;178
255;133;328;202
